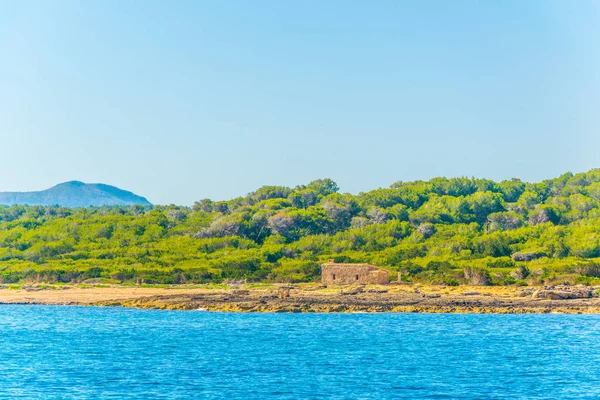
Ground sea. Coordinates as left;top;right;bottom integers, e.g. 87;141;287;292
0;305;599;399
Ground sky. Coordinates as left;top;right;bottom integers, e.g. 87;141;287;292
0;0;598;205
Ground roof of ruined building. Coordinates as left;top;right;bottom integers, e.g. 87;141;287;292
320;261;384;271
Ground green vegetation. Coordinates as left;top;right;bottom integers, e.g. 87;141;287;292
1;171;600;286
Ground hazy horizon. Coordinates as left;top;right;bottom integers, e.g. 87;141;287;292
1;0;598;205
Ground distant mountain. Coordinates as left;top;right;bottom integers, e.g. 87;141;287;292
0;181;152;207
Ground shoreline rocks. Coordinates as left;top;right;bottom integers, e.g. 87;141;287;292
92;286;600;314
526;285;600;300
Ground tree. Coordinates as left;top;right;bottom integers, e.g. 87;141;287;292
305;179;339;196
193;199;214;213
486;212;523;232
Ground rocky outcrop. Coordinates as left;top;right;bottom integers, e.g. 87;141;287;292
93;285;600;314
339;286;364;296
526;285;600;300
7;284;600;314
511;251;546;262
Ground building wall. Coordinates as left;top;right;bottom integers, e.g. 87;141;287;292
321;266;389;285
368;269;390;284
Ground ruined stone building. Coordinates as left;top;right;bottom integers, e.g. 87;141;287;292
320;260;389;285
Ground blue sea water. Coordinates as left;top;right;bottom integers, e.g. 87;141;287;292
0;306;599;399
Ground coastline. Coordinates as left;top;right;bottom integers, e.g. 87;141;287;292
2;283;600;314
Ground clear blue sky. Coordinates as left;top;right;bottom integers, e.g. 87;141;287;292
0;1;598;205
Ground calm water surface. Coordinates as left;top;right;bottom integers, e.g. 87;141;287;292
0;306;599;399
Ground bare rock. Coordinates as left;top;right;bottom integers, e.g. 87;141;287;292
366;288;389;293
278;288;290;299
511;252;546;262
545;291;569;300
531;285;599;300
339;287;364;296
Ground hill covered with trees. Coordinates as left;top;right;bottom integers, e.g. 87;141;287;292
1;170;600;286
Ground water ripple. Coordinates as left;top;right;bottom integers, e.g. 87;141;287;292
0;306;599;399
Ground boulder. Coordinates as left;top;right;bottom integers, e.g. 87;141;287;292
545;291;569;300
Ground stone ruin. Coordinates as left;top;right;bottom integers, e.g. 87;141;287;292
320;260;389;285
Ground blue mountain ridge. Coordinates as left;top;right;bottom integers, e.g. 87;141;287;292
0;181;152;207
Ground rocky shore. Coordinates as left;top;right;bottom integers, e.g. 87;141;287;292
89;284;600;314
2;283;600;313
